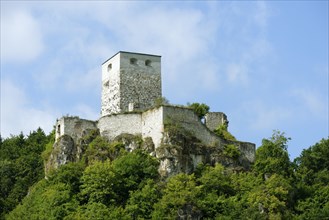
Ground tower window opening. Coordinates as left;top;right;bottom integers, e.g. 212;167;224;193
107;63;112;72
57;125;61;135
145;60;152;66
104;81;109;88
130;58;137;65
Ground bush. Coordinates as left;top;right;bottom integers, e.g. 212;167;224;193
188;103;210;120
223;144;241;159
214;124;236;141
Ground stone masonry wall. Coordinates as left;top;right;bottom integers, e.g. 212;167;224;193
141;107;164;148
98;113;142;141
162;106;225;147
101;52;161;116
120;53;161;112
161;106;255;164
101;53;121;116
55;117;97;144
205;112;228;131
56;106;255;166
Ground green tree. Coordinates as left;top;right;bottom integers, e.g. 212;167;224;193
0;133;25;160
80;150;159;207
80;160;117;206
7;180;78;220
294;138;329;183
214;124;237;141
111;150;159;205
246;174;293;219
293;138;329;218
0;129;50;218
197;164;235;218
228;172;266;219
64;202;126;220
254;131;293;178
125;179;160;219
48;162;85;194
188;103;210;120
153;173;200;219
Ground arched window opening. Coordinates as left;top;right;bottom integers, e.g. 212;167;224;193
130;58;137;65
145;59;152;66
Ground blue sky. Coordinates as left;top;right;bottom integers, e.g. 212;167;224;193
1;1;328;160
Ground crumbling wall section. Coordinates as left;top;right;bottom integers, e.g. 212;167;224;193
205;112;228;131
162;106;225;147
55;117;97;144
98;113;142;141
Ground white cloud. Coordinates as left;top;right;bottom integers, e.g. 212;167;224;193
226;63;249;86
33;59;64;89
73;104;99;120
0;1;277;136
240;100;292;130
88;3;218;86
291;88;327;117
0;8;44;63
253;1;270;28
65;66;101;92
0;79;56;137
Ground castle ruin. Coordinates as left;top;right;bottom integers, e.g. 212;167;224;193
50;51;255;177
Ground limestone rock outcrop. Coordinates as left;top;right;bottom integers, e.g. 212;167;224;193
45;135;76;174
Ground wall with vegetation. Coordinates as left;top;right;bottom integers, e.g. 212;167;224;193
163;105;225;146
98;113;142;141
55;117;97;144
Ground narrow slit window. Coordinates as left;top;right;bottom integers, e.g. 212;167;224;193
107;63;112;72
57;125;61;135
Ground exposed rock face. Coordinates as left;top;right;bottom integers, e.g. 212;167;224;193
114;133;155;154
156;123;251;178
46;111;255;178
45;135;76;174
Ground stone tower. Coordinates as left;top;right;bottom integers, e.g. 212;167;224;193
101;51;162;116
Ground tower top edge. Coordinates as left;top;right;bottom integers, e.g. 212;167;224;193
102;51;162;65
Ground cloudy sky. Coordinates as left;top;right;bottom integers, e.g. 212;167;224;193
1;1;328;159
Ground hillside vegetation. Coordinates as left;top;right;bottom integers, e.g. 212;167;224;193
0;129;328;219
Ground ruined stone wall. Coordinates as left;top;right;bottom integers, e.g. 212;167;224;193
162;106;225;147
55;117;97;144
161;106;255;164
98;113;142;141
226;140;256;164
141;107;164;148
205;112;228;131
98;106;164;149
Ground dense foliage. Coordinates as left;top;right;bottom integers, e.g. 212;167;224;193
0;128;53;219
1;128;328;219
188;102;210;120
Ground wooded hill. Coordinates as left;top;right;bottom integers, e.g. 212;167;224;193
0;128;328;219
